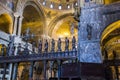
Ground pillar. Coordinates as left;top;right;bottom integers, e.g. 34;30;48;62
18;16;23;36
29;62;34;80
8;64;13;80
2;63;7;80
13;12;19;35
44;60;47;80
12;44;19;80
12;63;19;80
58;60;61;80
78;3;104;63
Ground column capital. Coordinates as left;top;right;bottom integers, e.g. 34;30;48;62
14;12;20;17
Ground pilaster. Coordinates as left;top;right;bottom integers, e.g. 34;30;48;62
18;15;23;36
78;4;104;63
13;12;19;35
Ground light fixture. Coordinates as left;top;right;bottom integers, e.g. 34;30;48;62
75;1;78;7
50;2;54;8
58;4;62;10
67;4;70;9
42;0;46;5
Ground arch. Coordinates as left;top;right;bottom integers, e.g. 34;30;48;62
48;13;73;37
101;20;120;44
0;13;13;34
105;36;120;48
101;20;120;59
21;1;46;41
23;1;45;20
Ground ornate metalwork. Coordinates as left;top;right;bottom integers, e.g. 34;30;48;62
0;50;77;63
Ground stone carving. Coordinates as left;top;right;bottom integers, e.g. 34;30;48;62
65;37;69;51
57;38;61;51
86;24;92;40
51;38;55;52
38;40;42;53
44;40;48;52
72;36;76;50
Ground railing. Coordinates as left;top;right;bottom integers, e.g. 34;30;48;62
0;50;77;63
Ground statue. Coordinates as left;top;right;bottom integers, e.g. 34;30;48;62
65;37;69;51
38;40;42;53
70;22;75;35
57;38;61;51
86;24;92;40
32;41;36;52
72;36;76;50
51;39;55;52
17;43;21;55
44;40;48;52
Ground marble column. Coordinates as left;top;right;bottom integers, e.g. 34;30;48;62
8;64;13;80
13;12;19;35
18;16;23;36
12;44;19;80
